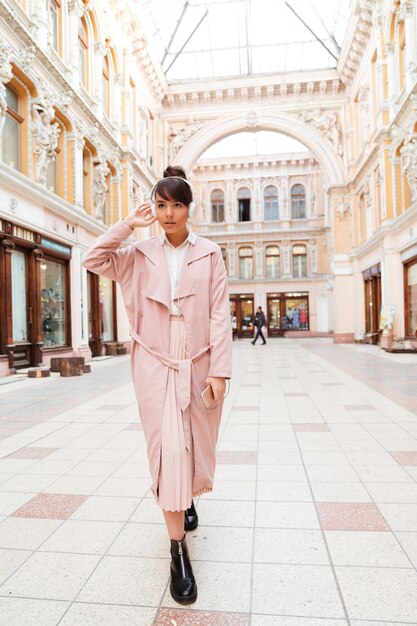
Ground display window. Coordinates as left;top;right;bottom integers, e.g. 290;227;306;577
267;292;309;335
229;294;254;338
405;258;417;337
41;257;67;347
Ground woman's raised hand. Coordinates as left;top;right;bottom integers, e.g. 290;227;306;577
124;203;158;229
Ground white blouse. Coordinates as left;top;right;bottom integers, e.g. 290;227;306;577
160;230;197;314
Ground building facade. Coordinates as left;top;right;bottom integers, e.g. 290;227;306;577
1;0;417;375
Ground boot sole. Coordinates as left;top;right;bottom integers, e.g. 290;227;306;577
170;584;197;604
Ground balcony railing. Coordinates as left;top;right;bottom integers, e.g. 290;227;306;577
197;217;324;235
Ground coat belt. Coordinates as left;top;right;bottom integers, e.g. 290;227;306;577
129;330;210;450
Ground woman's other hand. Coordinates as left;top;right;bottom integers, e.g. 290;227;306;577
205;377;226;402
124;203;158;229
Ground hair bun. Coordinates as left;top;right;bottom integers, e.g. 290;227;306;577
163;165;187;180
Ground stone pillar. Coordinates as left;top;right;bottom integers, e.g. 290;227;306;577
226;179;234;223
0;42;13;155
30;0;49;51
400;3;415;91
67;0;85;88
280;176;289;219
255;241;264;278
310;241;317;274
68;128;85;208
94;42;107;119
253;178;262;221
71;245;91;360
282;242;292;278
228;243;237;279
385;42;395;103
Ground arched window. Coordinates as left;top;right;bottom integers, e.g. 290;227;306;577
293;245;307;278
237;187;251;222
264;185;279;220
2;84;22;171
50;0;62;54
239;247;253;279
211;189;225;223
78;19;88;89
291;184;306;219
265;246;280;278
102;55;111;118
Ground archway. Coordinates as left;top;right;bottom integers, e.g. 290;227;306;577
174;112;346;186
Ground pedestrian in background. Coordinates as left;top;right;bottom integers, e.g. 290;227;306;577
251;306;267;345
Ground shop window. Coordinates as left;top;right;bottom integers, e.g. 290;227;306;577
265;245;280;278
293;245;307;278
283;293;309;330
3;84;22;171
50;0;61;54
78;19;88;89
211;189;224;223
99;276;114;341
264;185;279;220
11;250;28;341
237;187;251;222
405;259;417;337
41;258;67;347
239;247;253;279
291;184;306;219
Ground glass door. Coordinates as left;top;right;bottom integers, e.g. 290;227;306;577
267;296;281;336
10;248;33;368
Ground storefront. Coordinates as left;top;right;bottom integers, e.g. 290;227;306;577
363;263;381;344
87;271;117;356
404;256;417;338
267;292;309;335
229;293;254;338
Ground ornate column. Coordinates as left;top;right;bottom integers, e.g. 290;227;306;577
31;99;61;186
253;178;262;221
30;0;49;50
200;180;209;223
255;240;264;278
385;42;395;103
94;41;107;119
67;0;85;88
228;243;237;279
310;240;318;274
226;178;234;223
400;134;417;201
397;1;415;92
280;176;289;219
0;43;13;157
68;121;85;207
93;156;110;222
282;241;292;279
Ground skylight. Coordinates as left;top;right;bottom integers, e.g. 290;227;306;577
200;132;308;159
138;0;351;82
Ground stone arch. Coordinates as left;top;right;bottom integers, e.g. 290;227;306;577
174;112;346;186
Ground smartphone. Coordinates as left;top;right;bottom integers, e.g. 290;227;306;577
201;384;217;409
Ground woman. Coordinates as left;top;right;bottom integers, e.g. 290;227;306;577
83;166;232;605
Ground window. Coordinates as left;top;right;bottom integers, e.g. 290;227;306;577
50;0;61;53
3;84;22;170
239;247;253;279
264;185;279;220
78;19;88;88
11;250;27;341
265;246;280;278
211;189;225;222
102;55;110;118
293;245;307;278
41;258;67;348
237;187;251;222
405;259;417;337
291;184;306;219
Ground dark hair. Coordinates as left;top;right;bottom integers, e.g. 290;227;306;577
154;165;193;206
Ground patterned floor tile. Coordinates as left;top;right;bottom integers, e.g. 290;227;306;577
216;451;257;464
155;608;250;625
5;447;58;460
316;502;389;531
11;493;87;520
390;451;417;466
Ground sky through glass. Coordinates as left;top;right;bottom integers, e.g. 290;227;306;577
138;0;351;82
200;132;308;159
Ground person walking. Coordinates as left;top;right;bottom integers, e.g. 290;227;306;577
251;306;267;345
83;165;232;605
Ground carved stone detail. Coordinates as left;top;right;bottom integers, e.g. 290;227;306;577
400;135;417;199
303;110;343;156
168;121;204;162
32;102;61;185
93;158;110;222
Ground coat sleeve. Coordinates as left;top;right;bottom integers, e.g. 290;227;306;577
82;219;134;282
207;249;232;379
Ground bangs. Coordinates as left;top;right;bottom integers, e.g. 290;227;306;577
154;178;192;205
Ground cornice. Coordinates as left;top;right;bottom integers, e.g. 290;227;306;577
338;0;374;86
0;163;110;237
163;75;345;110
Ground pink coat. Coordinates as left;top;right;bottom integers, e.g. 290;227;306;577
82;219;232;498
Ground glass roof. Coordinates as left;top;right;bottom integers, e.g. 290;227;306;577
137;0;351;82
200;132;308;159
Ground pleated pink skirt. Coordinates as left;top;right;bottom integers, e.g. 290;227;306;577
156;317;194;512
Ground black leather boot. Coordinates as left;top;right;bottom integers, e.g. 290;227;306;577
170;534;197;604
184;500;198;531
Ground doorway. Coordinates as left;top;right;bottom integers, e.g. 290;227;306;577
87;271;117;356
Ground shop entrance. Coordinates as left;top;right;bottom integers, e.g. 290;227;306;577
229;294;254;338
267;292;310;335
8;246;37;369
87;272;117;356
363;264;381;344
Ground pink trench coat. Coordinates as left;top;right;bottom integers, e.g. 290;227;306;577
83;220;232;499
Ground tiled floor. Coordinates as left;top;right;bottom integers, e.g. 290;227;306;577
0;339;417;625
